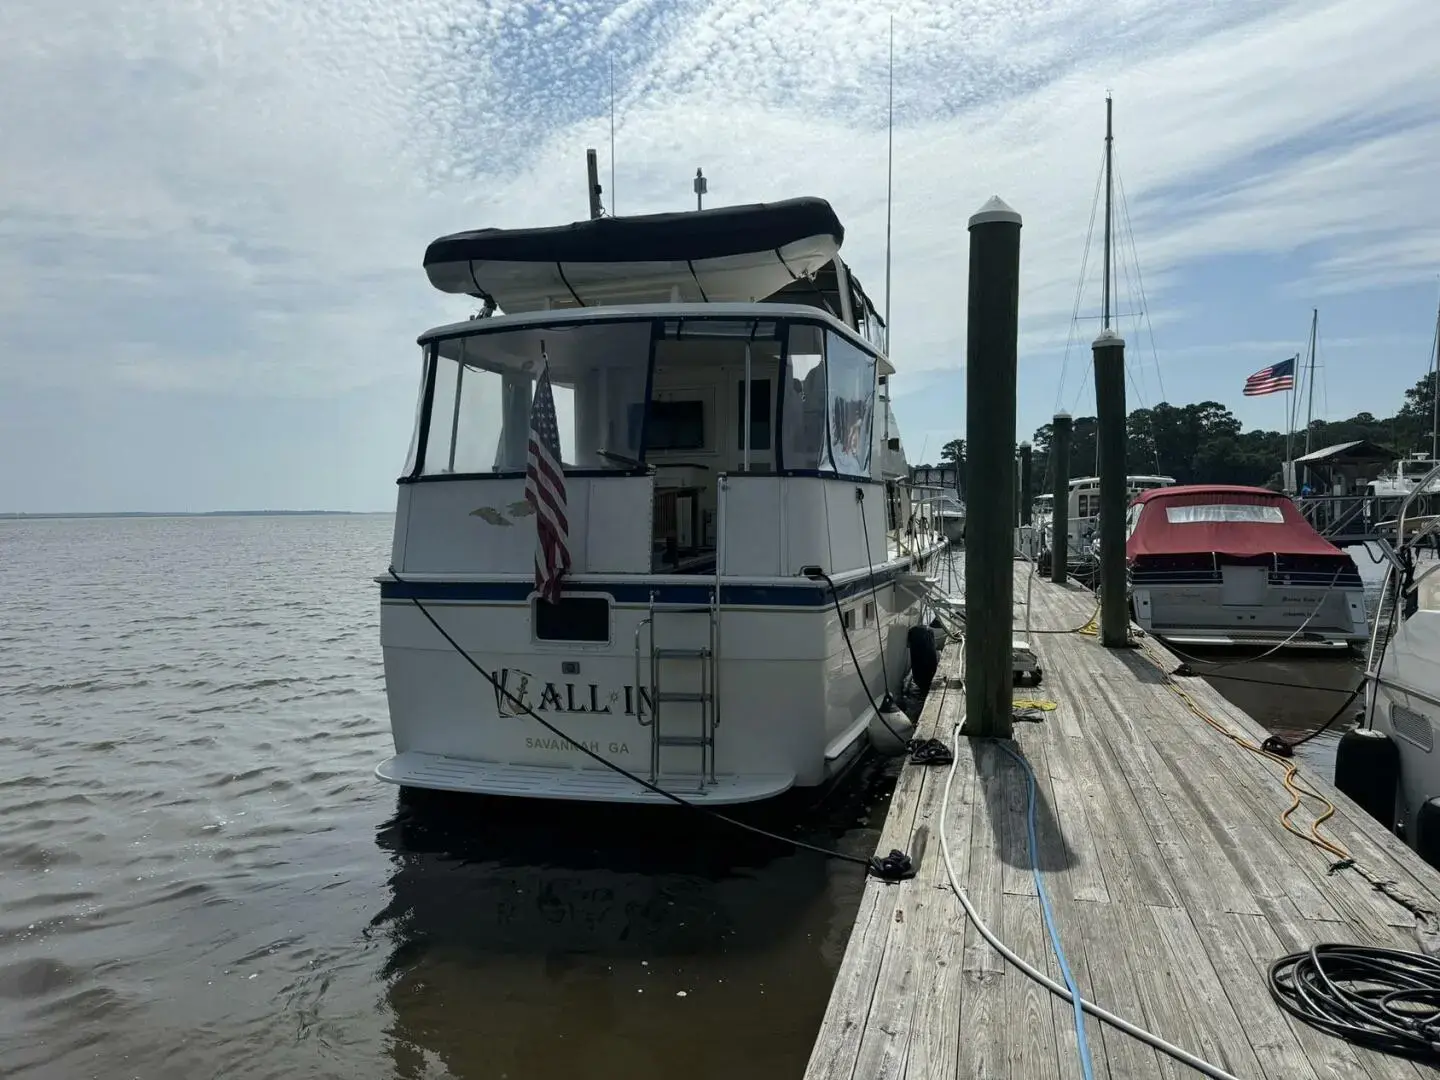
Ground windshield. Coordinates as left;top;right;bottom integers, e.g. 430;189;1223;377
416;320;652;476
1164;503;1286;524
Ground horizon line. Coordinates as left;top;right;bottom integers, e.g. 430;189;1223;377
0;509;392;520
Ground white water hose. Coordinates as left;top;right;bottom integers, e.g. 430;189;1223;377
937;713;1241;1080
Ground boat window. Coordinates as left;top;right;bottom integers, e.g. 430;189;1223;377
825;330;876;476
647;400;706;451
417;320;653;476
1165;503;1286;524
402;344;430;477
781;324;832;472
662;318;779;340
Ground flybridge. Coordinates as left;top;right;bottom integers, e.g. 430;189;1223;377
422;197;849;314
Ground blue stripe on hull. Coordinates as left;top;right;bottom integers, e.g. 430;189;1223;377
380;559;926;607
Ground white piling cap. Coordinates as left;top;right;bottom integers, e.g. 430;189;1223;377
1092;328;1126;349
1054;410;1072;421
968;195;1022;228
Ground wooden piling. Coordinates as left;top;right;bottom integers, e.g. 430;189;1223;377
1050;411;1072;585
962;196;1022;739
1093;331;1128;646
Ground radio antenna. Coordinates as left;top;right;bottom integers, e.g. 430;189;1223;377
883;14;894;350
609;57;616;215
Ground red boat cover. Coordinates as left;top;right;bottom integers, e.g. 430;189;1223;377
1127;485;1342;559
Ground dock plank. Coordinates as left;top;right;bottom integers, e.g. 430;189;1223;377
803;563;1440;1080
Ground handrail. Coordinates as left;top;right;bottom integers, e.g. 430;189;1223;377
633;614;653;728
714;475;726;733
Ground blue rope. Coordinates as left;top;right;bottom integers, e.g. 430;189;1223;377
996;740;1096;1080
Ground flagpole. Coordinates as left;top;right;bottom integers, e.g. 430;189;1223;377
1290;385;1301;478
1290;353;1301;492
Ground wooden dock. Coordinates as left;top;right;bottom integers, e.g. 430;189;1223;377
806;563;1440;1080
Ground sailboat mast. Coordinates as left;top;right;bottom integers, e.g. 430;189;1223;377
1431;293;1438;464
1304;307;1318;456
1102;94;1114;331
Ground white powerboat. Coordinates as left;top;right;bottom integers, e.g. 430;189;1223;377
1125;484;1368;648
935;491;965;545
1032;474;1175;568
375;195;946;806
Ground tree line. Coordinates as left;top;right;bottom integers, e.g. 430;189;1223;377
921;371;1435;494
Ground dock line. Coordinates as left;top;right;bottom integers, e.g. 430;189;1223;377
808;566;954;768
389;567;916;882
1138;636;1440;932
996;739;1096;1080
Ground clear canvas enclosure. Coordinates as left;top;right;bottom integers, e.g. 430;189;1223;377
405;312;880;481
418;320;653;475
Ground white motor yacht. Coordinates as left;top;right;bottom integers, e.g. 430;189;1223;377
375;195;947;805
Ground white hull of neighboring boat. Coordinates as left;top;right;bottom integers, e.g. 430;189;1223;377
377;561;934;805
1369;556;1440;845
1130;578;1368;648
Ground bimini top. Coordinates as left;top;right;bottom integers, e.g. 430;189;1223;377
424;197;844;313
1128;484;1342;559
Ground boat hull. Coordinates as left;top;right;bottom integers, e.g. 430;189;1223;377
376;568;931;804
1130;576;1368;648
1371;608;1440;850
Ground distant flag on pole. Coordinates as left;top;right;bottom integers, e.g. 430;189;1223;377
525;356;570;604
1243;357;1296;397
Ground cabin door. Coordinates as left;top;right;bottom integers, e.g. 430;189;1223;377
734;368;777;473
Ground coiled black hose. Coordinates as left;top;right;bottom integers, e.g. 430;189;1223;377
1269;943;1440;1065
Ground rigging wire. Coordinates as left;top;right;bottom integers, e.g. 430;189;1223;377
1056;145;1109;415
1108;146;1164;475
1110;146;1169;406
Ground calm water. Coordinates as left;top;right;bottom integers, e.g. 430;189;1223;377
1188;542;1388;775
0;515;893;1080
0;515;1376;1079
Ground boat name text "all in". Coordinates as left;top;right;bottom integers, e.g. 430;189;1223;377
492;668;654;719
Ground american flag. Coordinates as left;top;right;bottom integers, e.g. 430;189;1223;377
526;362;570;603
1243;357;1296;397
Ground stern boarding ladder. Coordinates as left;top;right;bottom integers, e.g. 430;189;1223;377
634;591;720;792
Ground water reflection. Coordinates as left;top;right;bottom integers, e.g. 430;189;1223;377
369;761;896;1080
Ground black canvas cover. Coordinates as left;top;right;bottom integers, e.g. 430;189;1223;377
424;197;843;274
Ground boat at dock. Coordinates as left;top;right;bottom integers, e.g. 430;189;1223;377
1125;483;1368;648
1033;473;1175;566
375;194;946;805
1343;462;1440;862
935;491;965;544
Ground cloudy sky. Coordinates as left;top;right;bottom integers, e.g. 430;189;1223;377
2;0;1436;512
